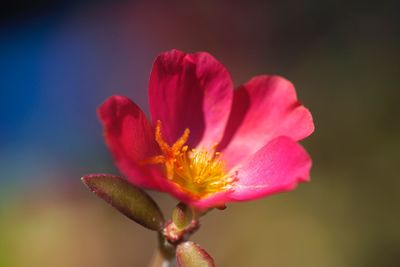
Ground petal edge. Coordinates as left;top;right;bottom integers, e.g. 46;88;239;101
229;136;311;201
98;96;161;189
149;49;233;148
220;75;314;167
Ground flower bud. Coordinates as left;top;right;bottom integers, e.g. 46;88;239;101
172;202;193;230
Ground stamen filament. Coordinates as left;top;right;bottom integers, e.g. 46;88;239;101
141;121;235;198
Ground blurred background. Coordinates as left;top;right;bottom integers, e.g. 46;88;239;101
1;0;399;266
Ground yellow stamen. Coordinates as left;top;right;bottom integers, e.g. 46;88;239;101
141;120;234;198
154;121;172;155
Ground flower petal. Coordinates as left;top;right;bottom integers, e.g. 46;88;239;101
98;96;161;189
152;176;231;211
220;75;314;167
149;49;233;148
190;191;232;211
228;136;311;201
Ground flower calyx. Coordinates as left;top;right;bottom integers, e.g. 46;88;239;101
163;219;200;244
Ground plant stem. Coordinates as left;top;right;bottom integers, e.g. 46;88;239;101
148;249;176;267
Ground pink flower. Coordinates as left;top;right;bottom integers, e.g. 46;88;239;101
98;49;314;210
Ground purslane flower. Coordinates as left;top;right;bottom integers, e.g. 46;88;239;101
98;49;314;210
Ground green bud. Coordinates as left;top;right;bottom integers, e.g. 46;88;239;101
172;202;193;230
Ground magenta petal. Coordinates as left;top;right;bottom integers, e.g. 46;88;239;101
220;75;314;167
154;177;231;211
149;49;233;148
190;191;232;211
229;136;311;201
98;96;161;190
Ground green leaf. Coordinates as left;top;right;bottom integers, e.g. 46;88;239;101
82;174;164;231
176;241;215;267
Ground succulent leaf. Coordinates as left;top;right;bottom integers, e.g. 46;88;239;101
82;174;164;231
176;241;215;267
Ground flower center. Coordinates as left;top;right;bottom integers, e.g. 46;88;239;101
141;121;234;198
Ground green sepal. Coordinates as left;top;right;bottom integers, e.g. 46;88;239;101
176;241;215;267
82;174;164;231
